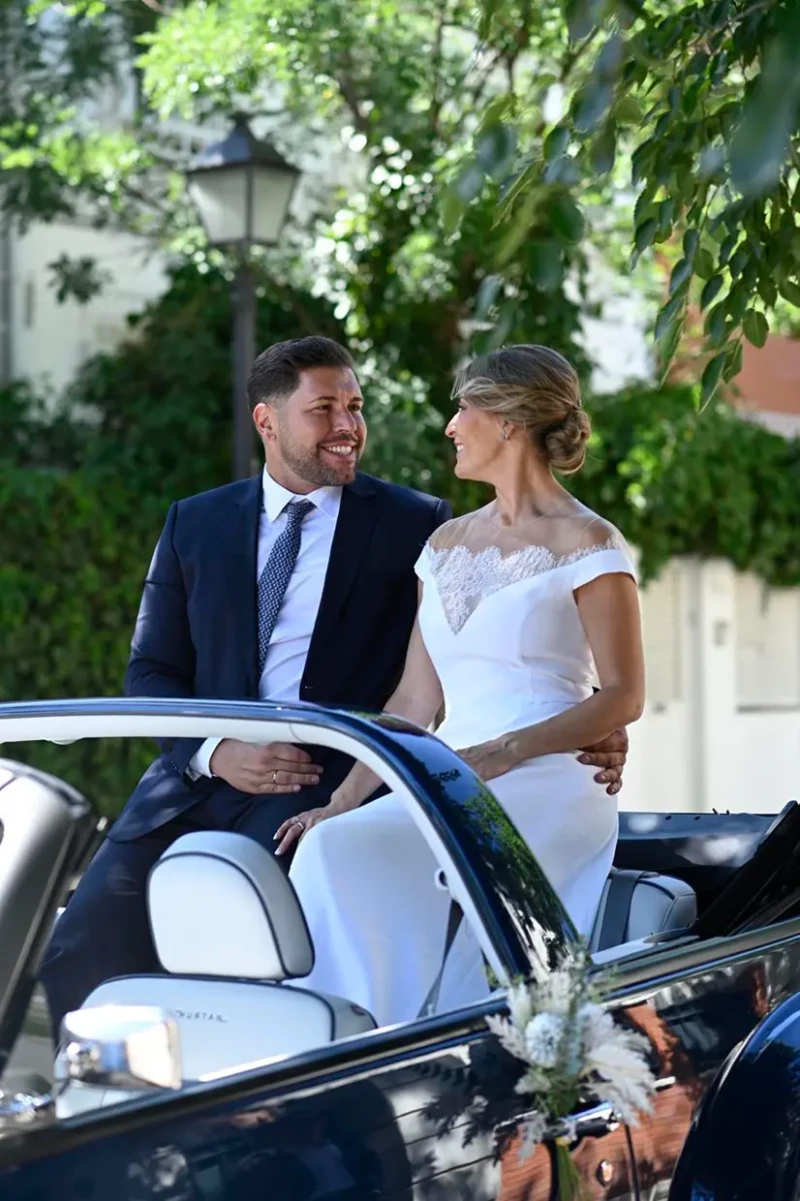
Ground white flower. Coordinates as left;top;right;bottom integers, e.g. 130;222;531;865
584;1038;656;1124
533;968;573;1016
485;1013;528;1062
518;1111;548;1160
524;1012;564;1069
578;1002;615;1054
483;942;657;1140
506;980;534;1031
515;1065;550;1097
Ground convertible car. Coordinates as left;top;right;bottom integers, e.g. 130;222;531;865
0;697;799;1201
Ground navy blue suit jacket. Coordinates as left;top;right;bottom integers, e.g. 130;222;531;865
112;471;451;841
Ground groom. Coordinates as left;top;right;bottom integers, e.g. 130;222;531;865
40;334;627;1035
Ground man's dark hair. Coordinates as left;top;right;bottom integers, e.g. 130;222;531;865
247;336;357;411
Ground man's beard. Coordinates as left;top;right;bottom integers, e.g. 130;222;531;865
279;434;361;488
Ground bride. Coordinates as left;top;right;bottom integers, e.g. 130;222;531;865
275;343;645;1026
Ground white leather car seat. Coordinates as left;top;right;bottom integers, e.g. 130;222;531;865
590;867;697;954
57;832;376;1115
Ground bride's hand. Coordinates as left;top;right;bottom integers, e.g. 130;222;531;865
456;738;517;782
274;804;340;857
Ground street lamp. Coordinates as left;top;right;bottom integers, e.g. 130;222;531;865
187;113;301;480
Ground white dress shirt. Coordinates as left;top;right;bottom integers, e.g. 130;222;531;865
189;467;342;778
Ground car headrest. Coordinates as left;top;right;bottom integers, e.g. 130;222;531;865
147;831;314;981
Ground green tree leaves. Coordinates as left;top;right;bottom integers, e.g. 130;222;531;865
743;309;769;348
577;382;800;587
472;0;800;381
547;193;586;243
729;9;800;197
476;122;518;180
8;0;798;405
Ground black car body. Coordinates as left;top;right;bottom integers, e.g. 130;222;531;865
0;697;798;1201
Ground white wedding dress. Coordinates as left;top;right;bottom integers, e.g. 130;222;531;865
289;512;638;1027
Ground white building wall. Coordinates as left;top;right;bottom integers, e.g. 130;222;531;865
4;117;363;394
9;223;168;394
624;558;800;815
739;408;800;439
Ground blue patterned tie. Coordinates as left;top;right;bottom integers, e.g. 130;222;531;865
257;499;315;675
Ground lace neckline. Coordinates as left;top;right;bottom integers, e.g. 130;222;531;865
425;536;620;635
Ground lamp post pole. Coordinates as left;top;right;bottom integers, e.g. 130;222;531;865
186;113;300;481
232;263;256;481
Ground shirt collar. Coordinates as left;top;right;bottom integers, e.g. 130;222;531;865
261;466;342;523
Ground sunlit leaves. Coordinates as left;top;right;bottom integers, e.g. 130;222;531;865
468;0;800;383
454;160;485;203
722;338;744;382
743;309;769;348
589;122;616;174
700;351;726;406
700;275;724;311
547;192;585;242
0;3;171;237
654;293;685;343
474;273;503;321
48;255;111;304
633;217;657;258
779;278;800;306
729;9;800;197
543;125;570;164
615;96;643;126
476;122;518;180
669;258;692;296
580;382;800;587
528;240;564;291
694;249;715;280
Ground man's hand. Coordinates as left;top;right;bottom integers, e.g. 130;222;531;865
209;739;322;794
578;728;628;796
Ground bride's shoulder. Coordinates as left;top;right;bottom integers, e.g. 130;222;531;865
565;512;629;554
427;507;490;553
556;512;637;586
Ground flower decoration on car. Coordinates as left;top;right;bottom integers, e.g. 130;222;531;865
484;943;657;1195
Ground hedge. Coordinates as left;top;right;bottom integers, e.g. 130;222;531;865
0;468;158;813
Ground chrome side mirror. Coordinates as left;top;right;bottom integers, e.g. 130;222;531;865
56;1005;182;1092
0;1088;55;1135
0;1005;182;1137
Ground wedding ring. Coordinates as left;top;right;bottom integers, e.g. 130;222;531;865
272;770;278;785
293;819;305;830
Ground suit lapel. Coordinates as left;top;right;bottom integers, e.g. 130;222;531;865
304;475;378;684
229;474;262;697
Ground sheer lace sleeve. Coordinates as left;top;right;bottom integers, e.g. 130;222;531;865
414;542;434;586
415;509;636;631
568;524;638;591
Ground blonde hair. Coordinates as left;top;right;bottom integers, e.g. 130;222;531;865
452;344;591;474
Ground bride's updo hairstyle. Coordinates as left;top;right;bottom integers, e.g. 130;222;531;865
452;344;591;474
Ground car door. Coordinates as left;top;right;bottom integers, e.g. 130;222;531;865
0;699;635;1199
0;761;94;1081
0;997;641;1201
601;921;800;1201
